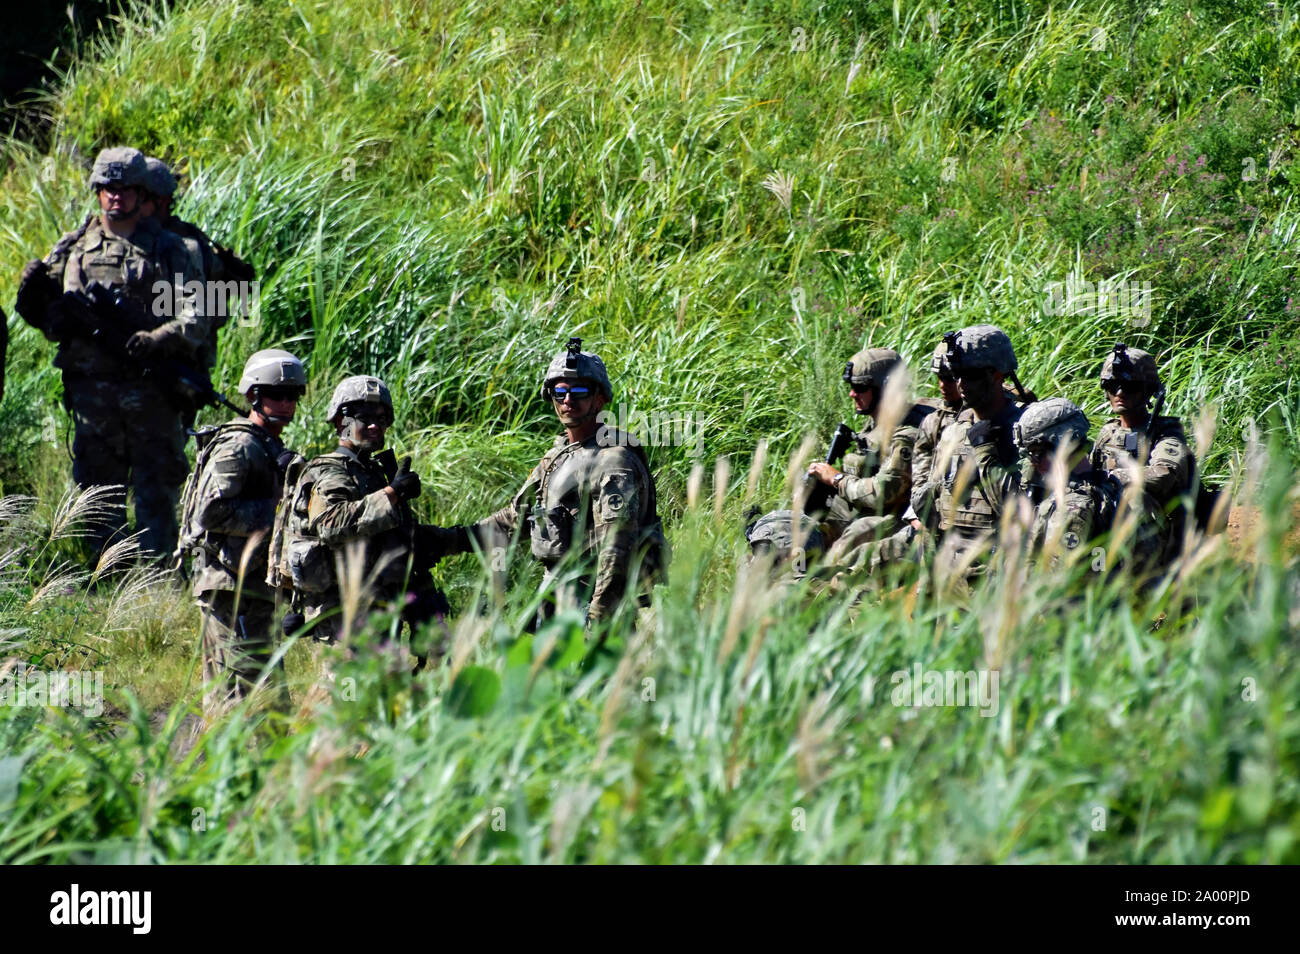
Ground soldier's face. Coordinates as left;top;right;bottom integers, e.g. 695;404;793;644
1104;381;1145;415
98;184;140;219
848;384;875;416
552;382;606;427
937;374;962;407
957;369;1001;412
340;405;390;451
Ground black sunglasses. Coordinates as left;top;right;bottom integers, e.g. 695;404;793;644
256;385;304;402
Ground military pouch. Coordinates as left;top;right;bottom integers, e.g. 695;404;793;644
286;534;334;593
841;451;867;478
530;505;574;562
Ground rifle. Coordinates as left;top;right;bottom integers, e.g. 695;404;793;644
801;422;854;518
52;283;244;418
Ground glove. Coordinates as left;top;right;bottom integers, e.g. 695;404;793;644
276;450;299;475
125;327;174;359
15;259;59;327
388;455;422;502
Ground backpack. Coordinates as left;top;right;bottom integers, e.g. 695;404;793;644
265;452;339;595
174;420;280;570
625;442;670;597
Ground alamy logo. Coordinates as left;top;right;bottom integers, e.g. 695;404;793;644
890;665;999;717
0;664;103;717
152;273;260;324
49;884;151;934
596;403;704;457
1042;275;1152;326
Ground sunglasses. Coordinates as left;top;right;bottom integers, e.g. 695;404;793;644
257;385;304;402
849;382;874;395
344;407;393;426
549;384;593;401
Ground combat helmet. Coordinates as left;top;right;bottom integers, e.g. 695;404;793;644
744;509;826;566
944;324;1018;374
542;337;613;401
89;147;147;191
843;348;903;390
326;375;392;423
143;157;177;198
238;349;307;395
1099;343;1160;394
1013;397;1090;455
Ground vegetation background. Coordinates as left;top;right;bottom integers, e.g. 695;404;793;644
0;0;1297;862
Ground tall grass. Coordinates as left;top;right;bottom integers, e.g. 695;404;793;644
0;0;1297;862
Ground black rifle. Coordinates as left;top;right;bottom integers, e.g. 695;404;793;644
802;422;854;518
52;283;244;417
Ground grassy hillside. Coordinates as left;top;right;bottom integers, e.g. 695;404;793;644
0;0;1298;862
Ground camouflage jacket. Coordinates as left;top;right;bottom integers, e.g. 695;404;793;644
476;427;656;622
1089;415;1192;508
909;400;963;526
295;447;416;605
834;403;934;518
934;401;1027;535
189;419;284;599
163;215;220;282
1028;471;1116;570
43;216;204;377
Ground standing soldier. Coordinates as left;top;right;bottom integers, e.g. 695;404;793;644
141;156;256;370
1089;344;1193;564
1012;397;1119;569
469;338;665;630
179;349;306;717
14;146;204;561
279;375;457;659
931;325;1032;591
805;347;933;572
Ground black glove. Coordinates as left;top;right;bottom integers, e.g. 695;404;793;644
15;259;59;328
388;455;422;501
276;450;299;475
282;610;305;636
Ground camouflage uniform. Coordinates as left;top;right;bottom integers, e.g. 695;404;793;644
1089;346;1193;563
188;419;285;711
930;326;1028;589
476;427;657;624
30;149;204;559
474;342;662;625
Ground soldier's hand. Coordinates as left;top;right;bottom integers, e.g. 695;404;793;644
389;456;422;501
20;259;47;286
125;327;172;359
276;450;299;475
807;462;840;486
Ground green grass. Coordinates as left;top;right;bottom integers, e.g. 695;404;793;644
0;0;1298;862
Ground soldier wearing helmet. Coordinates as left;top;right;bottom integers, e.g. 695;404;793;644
13;146;205;562
1012;397;1121;569
279;375;462;658
745;510;825;582
468;338;664;632
907;337;967;533
178;349;307;717
807;346;935;573
1089;344;1192;563
141;156;256;370
929;324;1033;591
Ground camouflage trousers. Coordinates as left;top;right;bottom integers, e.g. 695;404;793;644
932;527;997;598
64;377;189;560
824;513;904;573
198;589;282;721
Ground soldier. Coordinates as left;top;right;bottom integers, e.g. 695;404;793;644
142;156;257;371
180;349;306;717
1089;344;1193;563
279;375;461;659
469;338;664;630
908;339;965;532
744;510;825;581
930;324;1031;591
1012;397;1119;569
14;146;204;561
806;348;933;572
